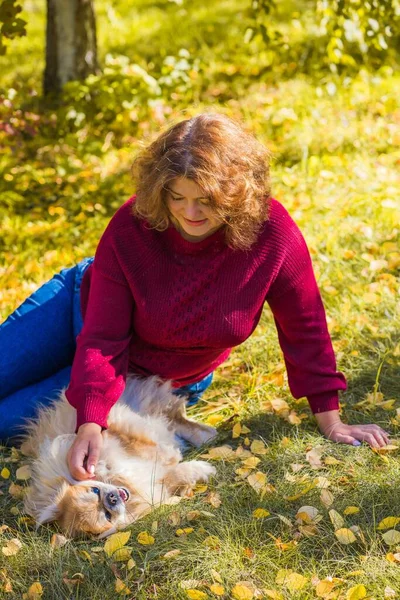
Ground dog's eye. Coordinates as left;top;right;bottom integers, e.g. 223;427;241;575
91;487;100;496
105;510;112;522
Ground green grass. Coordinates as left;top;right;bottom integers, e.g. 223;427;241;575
0;0;400;597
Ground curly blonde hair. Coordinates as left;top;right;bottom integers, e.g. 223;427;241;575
131;113;272;250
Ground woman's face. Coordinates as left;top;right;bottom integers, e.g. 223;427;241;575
166;177;223;242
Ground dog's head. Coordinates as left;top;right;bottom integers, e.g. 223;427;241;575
24;434;152;538
38;479;152;538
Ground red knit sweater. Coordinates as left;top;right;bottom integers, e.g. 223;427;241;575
65;196;346;429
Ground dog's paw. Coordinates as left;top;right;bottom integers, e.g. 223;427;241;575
182;424;218;448
187;460;217;481
157;444;182;466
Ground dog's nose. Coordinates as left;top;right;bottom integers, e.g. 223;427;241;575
106;491;120;506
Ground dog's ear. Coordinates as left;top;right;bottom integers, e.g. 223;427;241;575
35;480;70;526
37;502;60;525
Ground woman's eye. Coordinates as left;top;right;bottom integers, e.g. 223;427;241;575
170;195;183;202
91;487;100;496
105;510;112;522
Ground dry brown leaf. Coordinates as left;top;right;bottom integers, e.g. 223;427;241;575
50;534;68;549
206;491;222;508
320;489;334;507
201;446;236;460
247;471;267;493
9;482;24;498
163;549;181;559
306;447;324;469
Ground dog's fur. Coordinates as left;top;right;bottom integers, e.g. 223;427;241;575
22;376;217;538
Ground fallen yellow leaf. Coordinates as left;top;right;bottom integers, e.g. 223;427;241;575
335;528;357;544
2;538;22;556
247;471;267;493
115;578;131;595
315;579;335;597
250;440;268;455
382;530;400;545
186;590;208;600
264;591;283;600
377;516;400;530
286;573;308;592
201;446;236;460
252;508;270;519
210;570;223;583
329;509;345;530
112;547;133;562
231;582;254;599
344;506;360;515
104;531;131;557
16;465;31;480
25;581;43;599
1;468;10;479
176;528;194;536
232;423;242;438
346;584;367;600
241;457;261;469
137;531;155;545
209;583;225;596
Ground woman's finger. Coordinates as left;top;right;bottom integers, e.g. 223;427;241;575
351;426;389;448
68;442;90;480
332;432;360;446
358;431;380;448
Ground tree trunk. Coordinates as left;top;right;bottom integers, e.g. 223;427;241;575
44;0;98;95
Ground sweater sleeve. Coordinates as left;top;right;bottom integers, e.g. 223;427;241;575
65;237;134;430
265;217;347;414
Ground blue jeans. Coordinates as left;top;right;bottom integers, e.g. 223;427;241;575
0;258;213;443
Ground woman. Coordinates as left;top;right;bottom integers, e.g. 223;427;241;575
0;113;389;480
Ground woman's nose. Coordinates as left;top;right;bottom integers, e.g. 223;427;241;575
184;200;202;219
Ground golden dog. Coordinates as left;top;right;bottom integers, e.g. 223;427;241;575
22;376;217;538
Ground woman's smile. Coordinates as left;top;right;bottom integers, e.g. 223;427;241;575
166;177;223;242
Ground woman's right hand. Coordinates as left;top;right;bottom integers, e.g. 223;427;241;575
67;422;103;480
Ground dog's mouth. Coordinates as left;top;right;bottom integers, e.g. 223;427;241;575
117;487;130;502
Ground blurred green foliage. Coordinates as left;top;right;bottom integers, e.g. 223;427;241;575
247;0;400;73
0;0;26;55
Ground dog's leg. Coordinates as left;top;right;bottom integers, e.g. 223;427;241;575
165;398;217;448
162;461;216;496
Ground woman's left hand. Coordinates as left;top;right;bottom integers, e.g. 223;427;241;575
315;410;390;448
